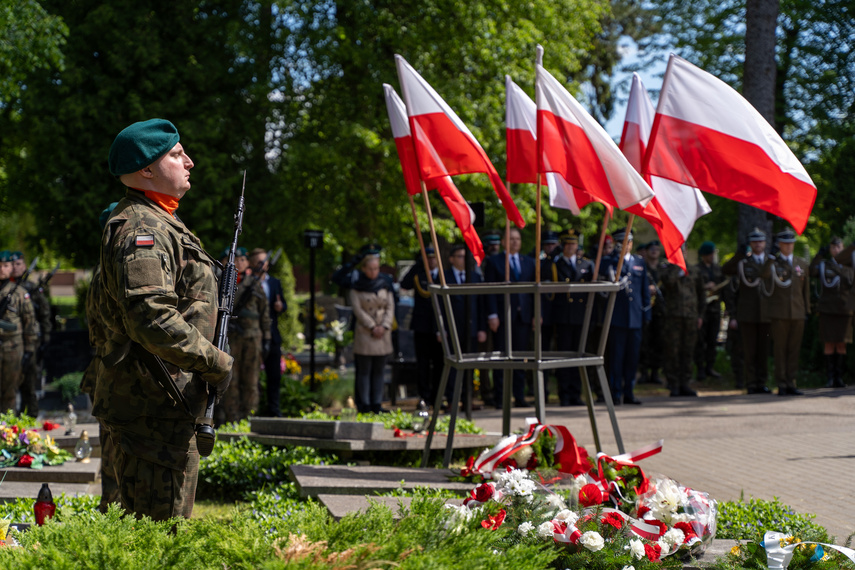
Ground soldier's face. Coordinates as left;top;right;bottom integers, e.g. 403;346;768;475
750;240;766;255
147;143;194;198
0;262;11;280
646;245;661;262
778;242;794;256
12;259;25;277
427;255;438;270
449;250;466;271
562;242;578;258
603;241;615;256
235;255;249;273
830;242;844;257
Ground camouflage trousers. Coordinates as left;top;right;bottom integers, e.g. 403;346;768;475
105;417;199;521
19;353;42;416
662;317;698;391
0;338;23;414
221;334;261;423
98;420;120;513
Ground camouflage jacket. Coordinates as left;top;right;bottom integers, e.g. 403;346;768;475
659;264;705;319
228;273;272;340
21;279;52;344
0;280;37;351
94;189;233;423
80;265;106;397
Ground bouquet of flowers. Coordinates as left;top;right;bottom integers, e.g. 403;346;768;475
0;422;72;469
446;466;716;569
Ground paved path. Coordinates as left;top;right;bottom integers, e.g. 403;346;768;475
463;386;854;542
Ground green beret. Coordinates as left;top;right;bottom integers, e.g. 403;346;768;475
109;119;180;176
9;251;23;261
0;251;10;262
698;241;715;256
235;247;248;257
99;202;119;229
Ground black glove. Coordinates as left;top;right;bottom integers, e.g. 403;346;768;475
214;370;232;404
21;351;33;370
262;339;271;361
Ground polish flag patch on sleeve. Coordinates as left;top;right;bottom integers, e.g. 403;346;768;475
135;235;155;247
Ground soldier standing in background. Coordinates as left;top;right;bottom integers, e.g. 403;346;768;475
695;241;726;381
222;247;272;422
638;240;666;385
659;249;705;397
249;248;286;416
723;228;772;394
764;228;810;396
0;251;37;414
11;251;52;416
810;237;851;388
97;119;233;520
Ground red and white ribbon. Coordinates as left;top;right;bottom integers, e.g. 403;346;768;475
762;531;855;569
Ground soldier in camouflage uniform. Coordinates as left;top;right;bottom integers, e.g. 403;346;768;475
221;247;271;423
0;251;37;414
96;119;233;521
11;251;52;416
659;249;705;397
694;242;726;381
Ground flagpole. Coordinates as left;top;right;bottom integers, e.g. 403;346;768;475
592;207;611;280
504;184;511;282
535;173;542;283
421;182;447;287
408;194;434;285
614;214;636;279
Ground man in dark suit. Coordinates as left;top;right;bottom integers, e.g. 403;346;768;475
483;227;536;407
250;248;286;416
545;229;594;405
600;228;649;405
401;247;443;407
440;244;487;408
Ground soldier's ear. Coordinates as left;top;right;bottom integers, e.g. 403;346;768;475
139;166;154;179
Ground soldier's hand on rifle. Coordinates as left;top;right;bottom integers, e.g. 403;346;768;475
21;351;33;370
212;371;232;403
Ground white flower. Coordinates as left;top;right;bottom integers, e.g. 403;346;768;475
622;566;636;570
537;521;554;538
494;468;537;497
443;504;475;534
510;445;533;466
647;479;689;525
628;538;645;560
544;493;566;510
553;509;579;525
578;531;605;552
517;521;534;535
662;528;686;548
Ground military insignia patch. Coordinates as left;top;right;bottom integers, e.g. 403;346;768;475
135;235;155;247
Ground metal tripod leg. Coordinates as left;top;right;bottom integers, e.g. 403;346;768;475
596;364;624;454
421;363;452;467
579;366;602;452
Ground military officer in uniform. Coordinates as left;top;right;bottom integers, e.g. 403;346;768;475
723;228;771;394
764;228;810;396
545;229;593;405
222;247;272;422
11;251;52;416
659;248;705;397
600;228;649;405
638;240;666;385
810;237;852;388
695;241;726;380
0;251;37;414
97;119;233;520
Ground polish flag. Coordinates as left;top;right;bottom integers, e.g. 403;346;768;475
506;76;600;215
644;54;816;234
621;73;711;271
536;62;654;212
395;55;525;228
384;84;485;264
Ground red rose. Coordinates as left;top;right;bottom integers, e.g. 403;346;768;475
645;542;662;562
464;482;495;506
42;421;61;431
481;509;506;530
674;522;698;542
10;426;18;435
16;454;33;468
600;511;624;531
393;428;404;438
579;483;605;507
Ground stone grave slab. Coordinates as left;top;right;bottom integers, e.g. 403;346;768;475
291;464;475;498
0;458;100;484
224;430;500;453
251;418;386;440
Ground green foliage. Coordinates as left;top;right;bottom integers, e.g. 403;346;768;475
0;411;38;429
378;483;460;500
270;251;301;352
278;376;320;417
300;408;485;435
217;418;252;433
197;436;337;502
717;496;828;541
0;492;100;524
47;371;83;403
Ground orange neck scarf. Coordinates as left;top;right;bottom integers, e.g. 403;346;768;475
141;190;180;215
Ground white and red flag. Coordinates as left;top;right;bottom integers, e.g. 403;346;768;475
383;84;485;265
536;62;655;213
395;55;525;228
505;76;600;215
644;54;816;234
621;72;710;271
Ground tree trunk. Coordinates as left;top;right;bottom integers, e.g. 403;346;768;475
739;0;780;245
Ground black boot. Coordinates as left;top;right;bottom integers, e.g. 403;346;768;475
826;354;836;388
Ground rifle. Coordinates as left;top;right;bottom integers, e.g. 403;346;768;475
195;172;246;458
37;262;61;292
0;258;39;332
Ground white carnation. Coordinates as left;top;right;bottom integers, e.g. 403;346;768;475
622;566;636;570
537;521;554;538
517;521;534;535
553;509;579;525
662;528;686;548
579;531;605;552
511;445;533;466
628;538;645;560
544;493;566;510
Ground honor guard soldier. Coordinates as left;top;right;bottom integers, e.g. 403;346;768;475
222;247;272;422
695;241;727;380
764;228;810;396
0;251;37;414
600;228;649;405
723;228;772;394
810;237;852;388
97;119;233;520
545;229;593;406
11;251;52;416
659;248;705;397
638;240;666;385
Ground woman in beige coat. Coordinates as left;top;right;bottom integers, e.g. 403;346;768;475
348;255;394;412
